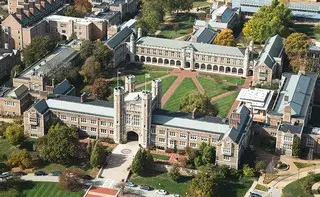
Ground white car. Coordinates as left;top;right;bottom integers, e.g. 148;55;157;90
170;194;181;197
156;189;168;195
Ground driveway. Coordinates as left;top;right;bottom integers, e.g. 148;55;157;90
21;174;59;182
99;141;140;188
126;187;177;197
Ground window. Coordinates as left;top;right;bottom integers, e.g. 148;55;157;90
109;122;114;127
283;144;292;150
159;50;162;55
306;137;314;147
169;140;175;145
62;30;66;33
141;48;144;53
100;121;106;126
177;53;180;58
202;55;205;61
60;115;67;120
190;143;197;148
201;137;208;142
212;138;218;143
220;57;224;63
80;118;86;123
214;57;217;62
171;51;174;57
223;155;230;161
79;32;82;35
159;138;166;143
179;141;186;146
153;49;156;54
169;131;175;137
91;127;97;132
4;101;15;106
165;51;168;56
71;117;77;122
101;129;107;133
80;126;87;131
227;58;230;64
284;136;293;142
110;130;114;135
159;130;166;135
91;120;97;125
133;115;140;125
126;115;131;124
180;133;187;138
147;49;150;54
190;135;197;140
151;128;156;134
31;125;37;130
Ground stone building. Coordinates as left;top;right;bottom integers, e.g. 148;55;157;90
0;46;21;82
23;75;253;169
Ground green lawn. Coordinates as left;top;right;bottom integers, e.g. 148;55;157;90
292;24;320;41
282;174;320;197
130;170;192;196
137;76;178;95
219;177;254;197
193;1;211;8
164;78;199;111
214;92;239;118
127;64;173;72
133;72;168;85
152;153;170;161
293;162;314;169
255;184;268;192
198;73;245;85
158;13;197;39
38;163;98;177
197;77;237;98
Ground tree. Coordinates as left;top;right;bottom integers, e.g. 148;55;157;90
164;0;193;14
91;78;109;100
168;165;181;182
0;121;10;137
255;160;266;172
201;145;216;165
73;0;92;14
8;149;32;169
36;122;80;164
79;56;101;83
93;41;113;68
5;123;24;146
214;29;236;46
58;169;84;191
10;64;24;78
243;0;293;42
179;92;218;116
22;36;56;65
284;33;312;73
131;148;153;175
90;141;105;168
79;40;94;60
292;135;301;157
243;164;255;177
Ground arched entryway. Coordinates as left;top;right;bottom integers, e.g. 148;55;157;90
127;131;138;141
61;35;67;40
135;55;140;62
248;69;253;76
125;54;131;61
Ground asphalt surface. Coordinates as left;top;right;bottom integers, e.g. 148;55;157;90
127;186;180;197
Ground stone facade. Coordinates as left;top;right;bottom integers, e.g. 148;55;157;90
0;47;21;81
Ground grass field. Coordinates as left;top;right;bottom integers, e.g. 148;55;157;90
198;73;245;85
0;181;84;197
130;170;192;196
164;78;199;111
137;76;178;96
128;64;173;72
293;162;314;169
152;153;170;161
193;1;211;8
214;92;239;118
282;174;320;197
197;77;237;98
292;24;320;41
38;163;98;177
219;177;254;197
134;72;168;85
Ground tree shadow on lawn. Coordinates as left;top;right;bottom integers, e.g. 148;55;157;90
177;175;193;184
218;180;249;197
0;180;36;197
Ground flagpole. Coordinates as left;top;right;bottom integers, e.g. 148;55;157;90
117;70;119;88
144;74;146;91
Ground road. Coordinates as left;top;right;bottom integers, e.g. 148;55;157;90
127;187;179;197
21;174;59;182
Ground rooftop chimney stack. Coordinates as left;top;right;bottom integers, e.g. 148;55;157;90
16;7;23;20
29;2;35;14
35;0;42;11
23;3;30;17
80;92;87;103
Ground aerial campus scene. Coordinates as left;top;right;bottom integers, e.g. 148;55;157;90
0;0;320;196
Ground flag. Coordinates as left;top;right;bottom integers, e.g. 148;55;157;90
145;73;151;78
117;71;121;74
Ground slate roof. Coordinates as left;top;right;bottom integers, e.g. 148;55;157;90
192;28;217;44
53;79;74;95
136;37;245;57
105;27;133;49
211;5;235;23
33;99;49;114
256;35;284;68
278;123;303;134
273;72;318;117
6;84;29;99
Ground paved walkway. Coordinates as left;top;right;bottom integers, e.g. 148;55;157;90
21;174;59;182
313;182;320;197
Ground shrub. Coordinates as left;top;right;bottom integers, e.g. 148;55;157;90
165;148;175;153
177;150;185;155
100;137;115;144
168;165;181;182
243;164;255;177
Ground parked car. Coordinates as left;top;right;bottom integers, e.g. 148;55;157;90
81;175;94;180
250;192;262;197
51;171;61;176
34;171;47;176
140;185;152;191
0;172;11;178
170;194;181;197
156;189;168;195
13;171;27;176
126;181;137;187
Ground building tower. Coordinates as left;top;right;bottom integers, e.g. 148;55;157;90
113;86;125;144
243;47;250;77
152;78;162;109
129;33;136;62
125;75;136;93
140;90;152;148
137;27;142;39
249;40;254;52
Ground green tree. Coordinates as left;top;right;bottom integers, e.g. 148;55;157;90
79;40;94;60
255;160;266;172
168;165;181;182
138;0;165;34
284;33;311;73
22;36;56;65
10;64;24;78
243;164;255;177
5;123;24;146
179;92;218;116
91;78;109;100
292;135;301;157
58;169;84;191
8;149;32;169
90;140;105;168
74;0;92;14
79;56;101;83
0;121;10;136
36;122;80;164
93;41;113;67
214;28;236;46
243;0;293;42
202;145;216;165
164;0;193;14
131;148;153;175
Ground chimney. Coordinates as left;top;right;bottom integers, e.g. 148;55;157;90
192;108;198;119
229;111;240;128
80;92;87;103
39;91;48;100
283;105;292;123
48;0;52;4
216;13;222;22
16;7;24;20
29;2;35;14
40;0;46;10
24;3;30;17
35;0;42;11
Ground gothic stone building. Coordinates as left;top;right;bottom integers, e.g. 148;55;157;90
24;75;253;169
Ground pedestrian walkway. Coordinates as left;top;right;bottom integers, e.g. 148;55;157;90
191;77;205;94
161;76;184;107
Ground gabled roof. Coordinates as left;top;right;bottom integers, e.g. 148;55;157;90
211;5;235;23
33;99;49;114
7;84;29;99
53;79;74;95
192;28;217;44
105;27;133;49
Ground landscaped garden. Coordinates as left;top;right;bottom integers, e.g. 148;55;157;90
197;76;237;98
293;162;315;169
164;78;199;111
198;72;245;85
151;153;170;161
214;91;239;118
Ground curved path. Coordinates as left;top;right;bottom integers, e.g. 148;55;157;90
312;182;320;197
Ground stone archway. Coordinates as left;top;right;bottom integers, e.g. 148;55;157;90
127;131;139;142
213;65;218;71
158;58;163;64
135;55;140;62
146;57;151;62
248;69;253;76
141;56;145;62
152;57;157;63
125;54;131;61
